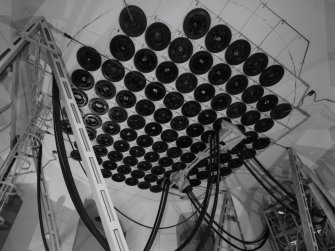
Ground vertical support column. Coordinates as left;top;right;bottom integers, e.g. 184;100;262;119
38;19;129;251
289;149;319;251
10;59;20;149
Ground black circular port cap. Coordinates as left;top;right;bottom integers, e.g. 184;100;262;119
119;5;147;37
112;173;126;182
167;147;183;158
102;121;120;135
116;90;136;108
253;137;271;150
134;48;158;73
226;75;248;95
108;151;123;162
190;142;206;154
101;59;125;82
170;116;189;131
108;106;128;123
77;46;101;71
254;118;274;133
168;37;193;63
176;136;193;148
164;92;184;110
198;109;217;125
152;141;168;153
145;122;162;136
208;63;232;86
129;146;145;158
145;82;166;101
89;98;109;115
194;83;215;103
243;52;268;76
96;134;114;146
138;161;152;171
73;89;88;107
138;181;151;190
183;8;211;39
189;51;213;75
161;129;178;143
211;93;232;111
127;115;145;130
145;22;171;51
242;85;264;104
123;156;138;166
259;65;285;87
241;110;261;126
186;123;204;137
256;94;279;112
225;39;251;65
83;114;102;129
113;140;130;152
136;99;155;116
182;101;201;117
226;102;247;119
102;160;117;170
125;177;139;186
120;128;137;142
154;108;173;124
71;69;94;90
110;35;135;61
95;80;116;99
242;131;258;144
205;24;232;53
137;135;153;148
156;61;178;84
124;71;146;92
176;73;198;93
270;103;292;120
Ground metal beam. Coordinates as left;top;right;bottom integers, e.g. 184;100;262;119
289;149;319;251
38;19;129;251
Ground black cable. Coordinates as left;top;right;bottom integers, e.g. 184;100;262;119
196;133;221;251
52;79;110;250
36;144;50;251
251;157;295;200
174;158;213;250
144;179;170;251
189;194;270;251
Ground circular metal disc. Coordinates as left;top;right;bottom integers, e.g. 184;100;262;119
176;136;193;148
73;89;88;107
102;160;117;170
172;162;186;171
243;52;268;76
131;169;145;179
194;83;215;102
129;146;145;158
83;113;102;129
176;72;198;93
124;71;146;92
108;106;128;123
170;116;189;131
138;161;152;171
117;165;131;175
256;94;279;112
151;166;165;176
96;134;114;146
145;22;171;51
198;109;217;125
205;24;232;53
159;157;173;167
113;140;130;152
270;103;292;120
226;102;247;119
77;46;101;71
241;85;264;104
226;75;248;95
102;121;120;135
145;173;158;183
110;35;135;61
183;8;211;39
211;93;232;111
125;177;139;186
156;61;178;84
259;65;285;87
167;147;183;158
254;118;274;133
161;129;178;143
119;5;147;37
168;37;193;63
150;185;163;193
123;156;138;166
163;92;184;110
89;98;109;115
93;145;108;157
138;181;151;190
71;69;94;90
120;128;137;141
152;141;168;153
134;48;158;73
112;173;126;182
145;122;162;136
225;39;251;65
127;115;145;130
190;142;206;154
182;101;201;117
137;135;153;148
136;99;155;116
241;110;261;126
116;90;136;108
95;80;116;99
189;51;213;75
253;137;271;150
181;152;196;163
186;123;205;137
108;151;123;162
154;108;173;124
208;63;231;85
145;82;166;101
101;59;125;82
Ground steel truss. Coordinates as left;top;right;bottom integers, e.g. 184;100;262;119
0;17;129;251
263;148;335;251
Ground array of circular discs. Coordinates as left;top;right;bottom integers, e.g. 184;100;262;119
67;5;292;192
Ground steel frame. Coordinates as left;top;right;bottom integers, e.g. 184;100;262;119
0;17;129;251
